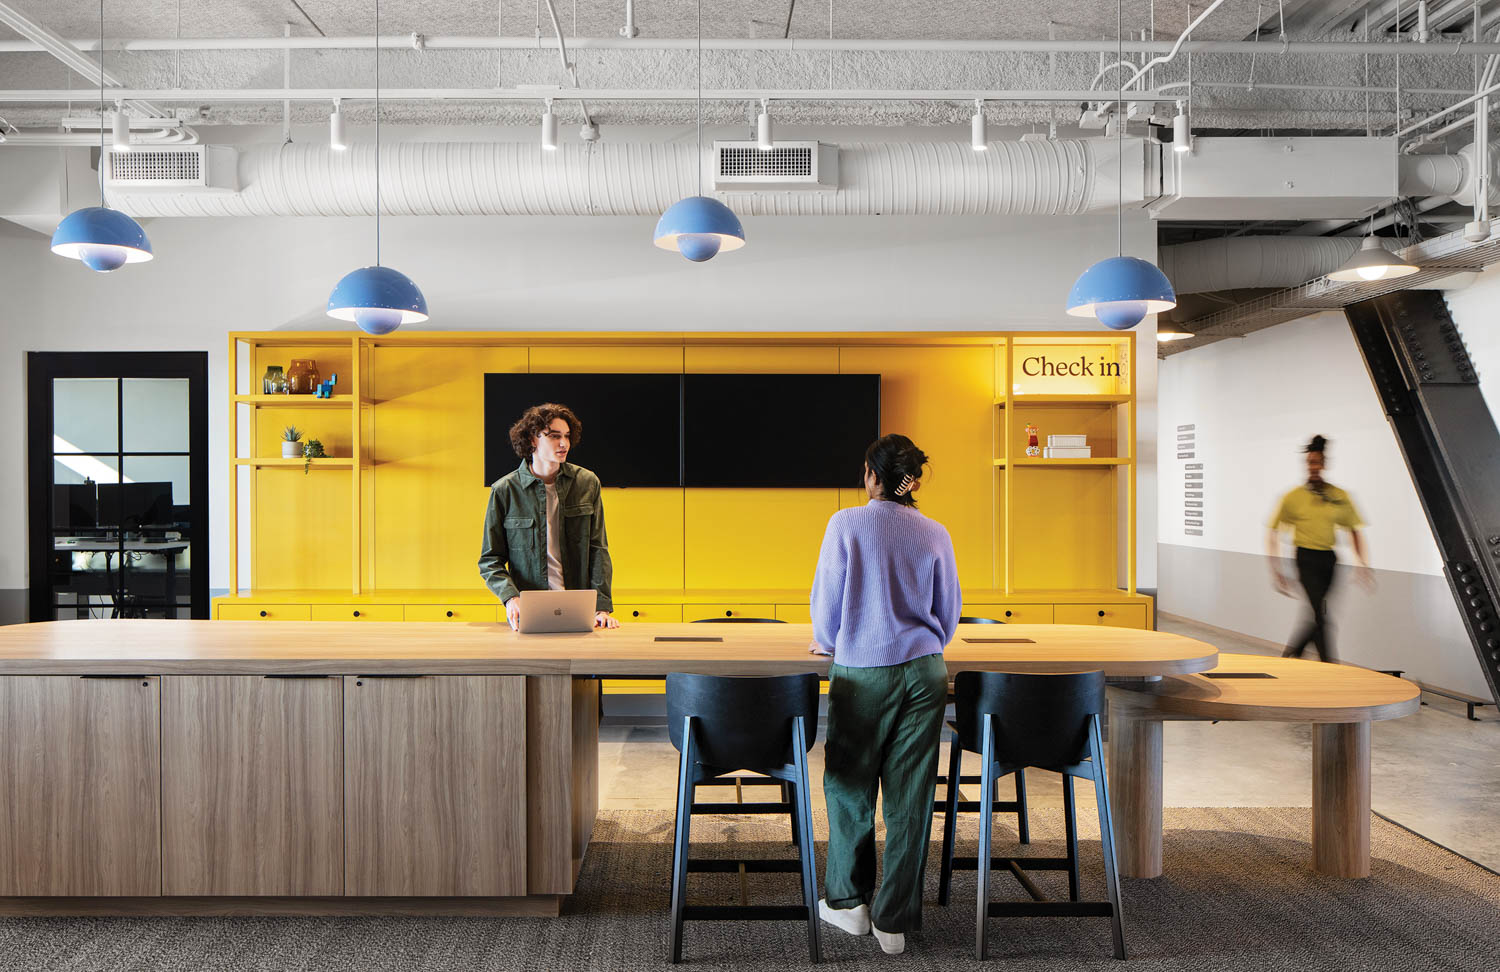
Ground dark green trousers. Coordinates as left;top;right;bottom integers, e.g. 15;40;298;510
823;652;949;933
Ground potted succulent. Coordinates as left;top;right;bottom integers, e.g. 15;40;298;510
302;437;327;474
281;426;303;458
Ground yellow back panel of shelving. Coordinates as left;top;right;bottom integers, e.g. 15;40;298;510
1009;467;1118;590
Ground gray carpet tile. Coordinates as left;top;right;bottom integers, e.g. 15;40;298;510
0;807;1494;971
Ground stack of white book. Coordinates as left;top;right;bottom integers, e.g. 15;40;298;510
1043;434;1091;458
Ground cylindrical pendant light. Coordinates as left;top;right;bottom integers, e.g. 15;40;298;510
110;107;130;152
329;100;347;151
757;99;773;151
1172;102;1191;154
541;100;558;151
971;100;988;152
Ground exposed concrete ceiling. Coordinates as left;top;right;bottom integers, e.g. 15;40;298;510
0;0;1497;130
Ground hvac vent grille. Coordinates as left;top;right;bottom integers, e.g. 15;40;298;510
109;148;201;183
719;146;813;178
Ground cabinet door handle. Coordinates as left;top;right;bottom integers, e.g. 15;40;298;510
446;610;454;618
263;674;332;679
632;610;640;617
259;610;268;617
352;610;361;618
353;675;425;686
1097;610;1106;617
80;675;151;684
725;610;733;617
1004;610;1013;617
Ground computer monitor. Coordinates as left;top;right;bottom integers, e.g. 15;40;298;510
52;484;98;532
96;482;174;532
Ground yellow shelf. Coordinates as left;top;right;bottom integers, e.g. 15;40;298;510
232;394;365;407
995;394;1131;407
234;458;356;468
1011;457;1130;467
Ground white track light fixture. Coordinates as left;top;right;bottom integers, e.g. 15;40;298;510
757;99;773;151
541;100;558;151
110;106;130;152
329;100;347;151
971;100;988;151
1172;101;1192;154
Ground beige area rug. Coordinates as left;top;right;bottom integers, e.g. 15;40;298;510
0;808;1494;971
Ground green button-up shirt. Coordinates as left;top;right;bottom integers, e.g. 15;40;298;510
478;460;614;612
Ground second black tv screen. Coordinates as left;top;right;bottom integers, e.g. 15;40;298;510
683;374;880;488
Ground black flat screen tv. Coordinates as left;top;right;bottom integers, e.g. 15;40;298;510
682;374;880;488
483;373;682;487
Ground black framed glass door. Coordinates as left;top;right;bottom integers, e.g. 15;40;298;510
28;353;209;621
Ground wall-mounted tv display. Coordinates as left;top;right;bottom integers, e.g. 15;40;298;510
683;374;881;488
484;372;880;488
483;373;681;487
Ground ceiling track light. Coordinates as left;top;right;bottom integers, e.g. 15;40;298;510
329;99;347;151
1172;101;1191;154
541;99;558;151
757;99;773;151
110;104;130;153
971;99;988;152
1156;320;1193;342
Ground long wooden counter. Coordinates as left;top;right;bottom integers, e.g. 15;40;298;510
0;620;1215;916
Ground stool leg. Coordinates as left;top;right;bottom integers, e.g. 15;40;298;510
784;781;799;847
938;731;962;906
1089;714;1127;961
669;717;697;964
792;716;822;964
1062;771;1080;902
975;715;995;961
1015;767;1031;844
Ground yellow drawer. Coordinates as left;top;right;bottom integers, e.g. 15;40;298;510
774;604;812;623
404;604;498;623
310;604;405;622
963;603;1054;624
1054;603;1148;629
602;678;666;695
216;604;312;621
615;605;683;623
684;603;778;622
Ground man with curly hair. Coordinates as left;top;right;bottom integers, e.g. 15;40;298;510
479;402;618;631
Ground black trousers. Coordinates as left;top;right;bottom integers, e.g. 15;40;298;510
1284;547;1338;663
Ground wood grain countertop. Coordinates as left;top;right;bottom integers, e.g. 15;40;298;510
0;620;1216;677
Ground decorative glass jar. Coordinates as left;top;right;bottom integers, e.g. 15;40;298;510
287;359;320;395
261;365;285;395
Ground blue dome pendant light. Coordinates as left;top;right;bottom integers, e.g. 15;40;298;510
1065;0;1176;330
50;0;153;272
652;0;745;262
326;0;428;334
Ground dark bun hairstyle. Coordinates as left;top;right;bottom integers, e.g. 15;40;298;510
509;402;582;459
1304;434;1328;455
864;433;930;507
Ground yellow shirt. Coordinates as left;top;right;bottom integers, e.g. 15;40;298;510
1269;483;1364;551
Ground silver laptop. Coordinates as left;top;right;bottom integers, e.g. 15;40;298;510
517;589;598;634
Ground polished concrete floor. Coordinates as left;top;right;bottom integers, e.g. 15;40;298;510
598;615;1500;871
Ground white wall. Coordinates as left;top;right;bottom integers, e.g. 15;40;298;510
1157;296;1500;698
0;203;1159;598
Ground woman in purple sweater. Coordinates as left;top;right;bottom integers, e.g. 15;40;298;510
810;434;961;955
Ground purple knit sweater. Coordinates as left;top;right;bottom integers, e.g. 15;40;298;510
810;499;962;667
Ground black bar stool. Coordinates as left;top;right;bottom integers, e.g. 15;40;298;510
666;672;822;964
937;670;1125;961
935;617;1029;846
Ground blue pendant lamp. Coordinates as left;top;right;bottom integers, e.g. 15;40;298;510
51;0;152;273
1065;0;1175;330
327;0;427;333
653;0;744;262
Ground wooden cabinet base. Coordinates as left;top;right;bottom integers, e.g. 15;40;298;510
0;896;562;917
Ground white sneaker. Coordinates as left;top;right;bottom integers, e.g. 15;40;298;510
871;925;905;955
818;899;871;936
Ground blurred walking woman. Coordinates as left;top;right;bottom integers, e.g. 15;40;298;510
810;434;961;956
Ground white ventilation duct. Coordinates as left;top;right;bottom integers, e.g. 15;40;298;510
104;139;1143;218
1159;236;1365;295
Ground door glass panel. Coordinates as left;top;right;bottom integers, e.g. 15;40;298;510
123;378;189;453
52;378;117;454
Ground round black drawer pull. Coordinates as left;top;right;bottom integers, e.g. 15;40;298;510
352;610;361;618
446;610;454;618
1004;610;1013;617
632;610;640;617
1097;610;1106;618
259;610;267;618
725;610;733;617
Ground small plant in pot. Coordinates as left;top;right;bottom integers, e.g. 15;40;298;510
302;437;327;474
281;426;303;459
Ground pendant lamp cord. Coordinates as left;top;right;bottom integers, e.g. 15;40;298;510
1116;0;1123;258
374;0;381;267
98;0;105;206
696;0;703;197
